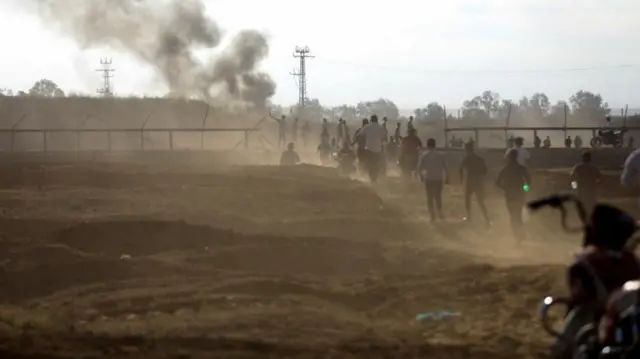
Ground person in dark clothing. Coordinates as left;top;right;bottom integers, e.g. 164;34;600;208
564;136;572;148
496;149;531;237
459;142;490;225
280;142;300;166
352;118;370;174
336;118;344;144
336;140;356;176
553;205;640;359
394;122;401;143
399;128;422;180
320;118;330;143
570;151;602;214
533;135;541;149
317;137;332;165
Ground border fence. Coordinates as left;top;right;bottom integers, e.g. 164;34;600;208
441;104;640;149
2;128;261;153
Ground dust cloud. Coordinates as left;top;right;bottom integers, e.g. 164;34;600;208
30;0;276;109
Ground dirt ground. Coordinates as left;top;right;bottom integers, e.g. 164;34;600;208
0;153;633;359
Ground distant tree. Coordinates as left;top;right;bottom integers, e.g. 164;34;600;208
496;99;515;120
29;79;65;97
356;98;399;120
414;102;445;123
517;93;550;121
16;91;28;97
462;90;500;120
0;88;13;96
462;96;487;120
550;101;569;122
529;92;550;117
479;90;500;116
569;90;609;121
292;98;332;122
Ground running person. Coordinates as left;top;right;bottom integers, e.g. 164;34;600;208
417;138;448;221
352;118;370;174
459;142;490;225
399;128;422;181
496;149;531;238
505;136;530;167
570;151;602;214
359;115;387;183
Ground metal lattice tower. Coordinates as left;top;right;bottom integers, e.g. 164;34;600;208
290;46;313;111
96;58;115;97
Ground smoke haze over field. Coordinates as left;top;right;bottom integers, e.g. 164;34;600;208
31;0;275;109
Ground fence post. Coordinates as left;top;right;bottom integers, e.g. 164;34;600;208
563;104;568;140
140;130;144;150
10;130;15;152
504;104;512;149
107;131;112;152
43;131;47;153
169;131;174;151
244;130;249;149
443;107;448;149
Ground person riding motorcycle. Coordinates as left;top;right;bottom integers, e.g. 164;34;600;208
336;141;356;176
553;204;640;359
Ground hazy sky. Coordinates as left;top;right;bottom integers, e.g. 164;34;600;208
0;0;639;113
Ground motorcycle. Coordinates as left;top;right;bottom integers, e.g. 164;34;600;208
591;128;627;148
333;149;356;176
529;194;640;359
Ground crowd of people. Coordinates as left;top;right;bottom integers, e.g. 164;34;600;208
546;146;640;359
279;114;640;358
280;115;631;237
280;114;604;238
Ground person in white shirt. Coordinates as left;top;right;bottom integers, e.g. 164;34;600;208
621;148;640;209
504;137;530;167
417;138;448;221
359;115;388;182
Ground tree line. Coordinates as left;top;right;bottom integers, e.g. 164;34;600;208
272;90;617;125
1;79;626;125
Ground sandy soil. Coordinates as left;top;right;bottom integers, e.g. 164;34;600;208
0;154;630;359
